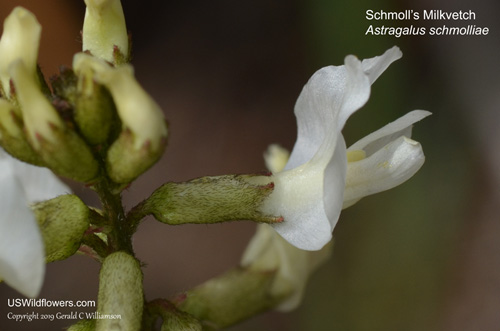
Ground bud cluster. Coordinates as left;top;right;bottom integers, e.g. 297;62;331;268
0;4;167;186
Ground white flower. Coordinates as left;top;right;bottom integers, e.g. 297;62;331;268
259;46;429;251
242;107;429;310
0;7;41;97
82;0;128;63
242;144;332;311
0;149;69;297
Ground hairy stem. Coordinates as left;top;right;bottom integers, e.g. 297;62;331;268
94;177;133;255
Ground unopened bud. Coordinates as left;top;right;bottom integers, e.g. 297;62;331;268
96;251;143;331
0;7;41;97
0;99;43;165
32;195;90;263
94;64;167;183
83;0;129;64
72;53;119;145
10;60;99;182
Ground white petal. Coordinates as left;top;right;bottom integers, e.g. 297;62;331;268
348;110;431;156
13;161;69;203
361;46;402;84
264;48;407;250
322;135;347;229
344;136;425;203
265;56;371;250
266;161;332;250
0;149;70;202
265;136;346;251
285;55;371;170
0;156;45;297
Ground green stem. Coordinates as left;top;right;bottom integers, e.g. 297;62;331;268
80;230;109;261
126;199;150;235
94;177;133;255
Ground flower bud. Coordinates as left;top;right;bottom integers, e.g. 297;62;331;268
82;0;129;64
96;252;143;331
10;60;99;182
32;195;90;263
72;53;119;145
0;98;44;165
0;7;41;97
94;64;167;183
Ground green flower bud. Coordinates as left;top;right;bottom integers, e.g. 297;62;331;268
94;64;167;184
143;174;282;225
0;7;41;98
82;0;129;64
32;195;90;263
0;98;43;165
72;53;119;145
96;252;143;331
10;60;99;182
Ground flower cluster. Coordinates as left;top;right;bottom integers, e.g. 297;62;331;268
0;0;429;327
0;2;166;297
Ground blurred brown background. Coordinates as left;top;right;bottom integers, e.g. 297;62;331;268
1;0;499;330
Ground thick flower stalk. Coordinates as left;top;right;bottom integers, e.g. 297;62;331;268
0;149;69;297
259;46;429;250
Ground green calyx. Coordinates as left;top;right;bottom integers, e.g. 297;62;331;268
32;194;90;263
96;251;144;331
32;123;100;183
0;100;44;166
140;174;282;226
106;128;167;184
